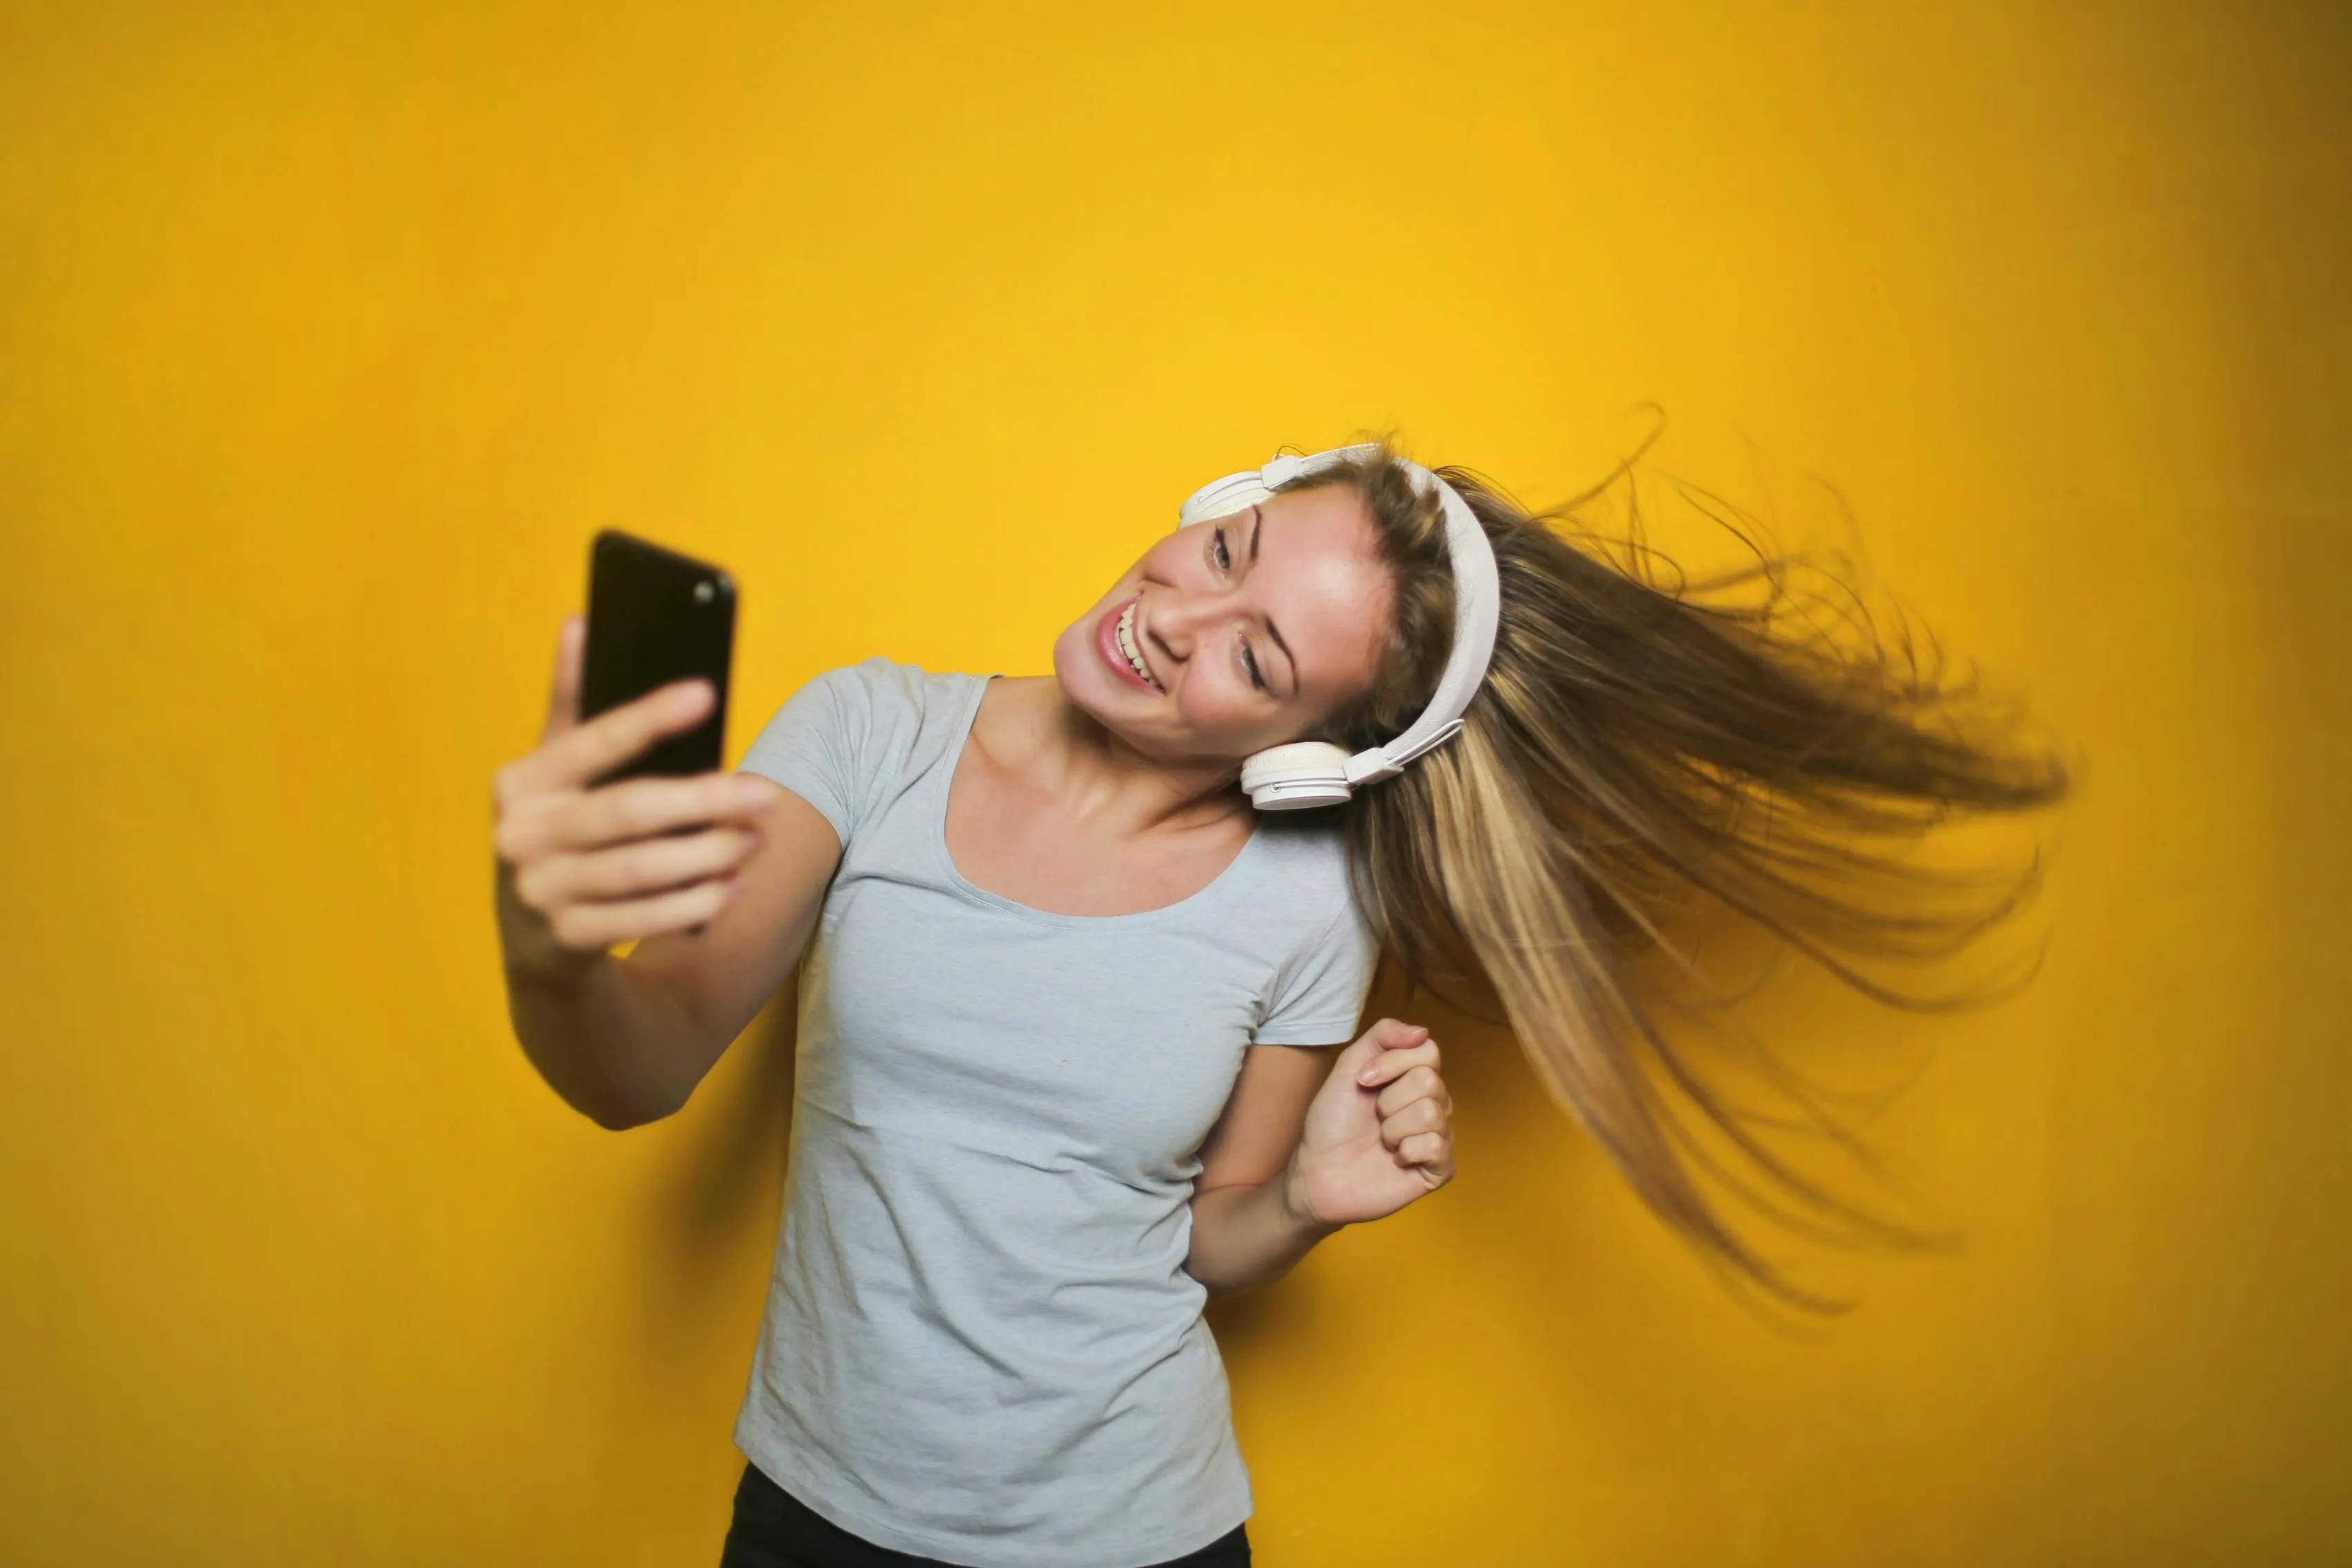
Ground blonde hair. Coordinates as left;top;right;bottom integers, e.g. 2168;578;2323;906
1284;442;2069;1309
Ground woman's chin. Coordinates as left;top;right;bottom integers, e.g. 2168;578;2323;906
1051;627;1120;714
1048;625;1153;741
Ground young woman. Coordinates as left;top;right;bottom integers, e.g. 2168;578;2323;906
492;443;2066;1568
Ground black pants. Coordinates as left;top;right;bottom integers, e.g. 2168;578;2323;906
718;1461;1251;1568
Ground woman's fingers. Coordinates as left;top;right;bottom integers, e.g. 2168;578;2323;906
513;824;760;911
1395;1131;1453;1179
515;676;715;797
495;618;779;965
502;770;765;865
562;771;770;852
1374;1064;1451;1120
497;767;775;960
1357;1036;1440;1089
542;876;742;951
1379;1096;1448;1147
1339;1020;1425;1084
541;614;587;742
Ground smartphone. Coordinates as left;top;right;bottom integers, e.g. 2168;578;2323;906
578;529;737;788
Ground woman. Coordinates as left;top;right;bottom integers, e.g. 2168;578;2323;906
492;442;2066;1567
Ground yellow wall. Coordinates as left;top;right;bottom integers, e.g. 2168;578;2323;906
5;2;2346;1563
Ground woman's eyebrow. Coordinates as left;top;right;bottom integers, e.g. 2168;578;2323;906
1248;508;1298;692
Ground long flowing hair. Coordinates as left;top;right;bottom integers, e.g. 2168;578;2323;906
1287;439;2070;1309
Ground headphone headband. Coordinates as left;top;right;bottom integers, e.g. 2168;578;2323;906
1179;444;1503;809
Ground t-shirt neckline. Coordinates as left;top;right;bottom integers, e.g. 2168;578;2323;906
928;673;1269;928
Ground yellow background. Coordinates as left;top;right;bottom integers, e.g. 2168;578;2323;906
4;2;2346;1563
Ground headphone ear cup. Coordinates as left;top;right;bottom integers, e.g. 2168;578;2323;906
1179;472;1274;528
1238;741;1354;811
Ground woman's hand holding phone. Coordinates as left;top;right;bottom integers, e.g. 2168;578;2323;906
493;614;767;981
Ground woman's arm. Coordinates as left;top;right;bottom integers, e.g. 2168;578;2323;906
1186;1018;1456;1297
494;617;843;1129
1186;1045;1343;1298
499;778;838;1128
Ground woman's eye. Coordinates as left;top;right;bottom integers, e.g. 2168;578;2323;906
1209;531;1261;690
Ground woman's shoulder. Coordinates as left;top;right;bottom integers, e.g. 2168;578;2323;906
741;660;986;838
1239;811;1363;927
802;656;982;712
773;658;986;751
744;658;977;771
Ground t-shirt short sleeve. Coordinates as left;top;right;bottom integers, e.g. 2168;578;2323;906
736;657;915;845
1251;896;1380;1046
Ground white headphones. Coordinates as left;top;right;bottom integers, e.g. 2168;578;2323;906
1177;444;1503;811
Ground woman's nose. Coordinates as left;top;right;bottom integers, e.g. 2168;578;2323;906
1145;589;1220;662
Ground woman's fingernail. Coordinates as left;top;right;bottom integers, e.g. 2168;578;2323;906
1357;1067;1381;1085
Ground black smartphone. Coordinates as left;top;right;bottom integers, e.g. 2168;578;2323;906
578;529;737;788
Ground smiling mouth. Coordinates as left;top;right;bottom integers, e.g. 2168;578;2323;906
1114;602;1161;686
1110;598;1162;691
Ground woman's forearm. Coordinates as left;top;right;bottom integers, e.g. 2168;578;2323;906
497;865;704;1129
1185;1156;1343;1298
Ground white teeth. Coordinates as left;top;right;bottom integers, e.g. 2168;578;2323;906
1114;600;1157;688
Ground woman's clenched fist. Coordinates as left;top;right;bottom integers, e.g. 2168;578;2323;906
1285;1017;1457;1227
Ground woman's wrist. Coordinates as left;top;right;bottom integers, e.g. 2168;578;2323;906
1186;1162;1344;1298
1278;1151;1345;1237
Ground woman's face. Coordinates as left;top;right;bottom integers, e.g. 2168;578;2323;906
1053;483;1397;765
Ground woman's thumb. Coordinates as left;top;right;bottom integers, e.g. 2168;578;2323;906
542;614;585;740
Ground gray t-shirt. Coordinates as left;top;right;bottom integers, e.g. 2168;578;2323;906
731;658;1379;1568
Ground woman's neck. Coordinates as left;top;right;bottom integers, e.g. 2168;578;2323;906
978;676;1254;840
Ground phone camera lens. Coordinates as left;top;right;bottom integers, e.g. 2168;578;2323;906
695;581;714;605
